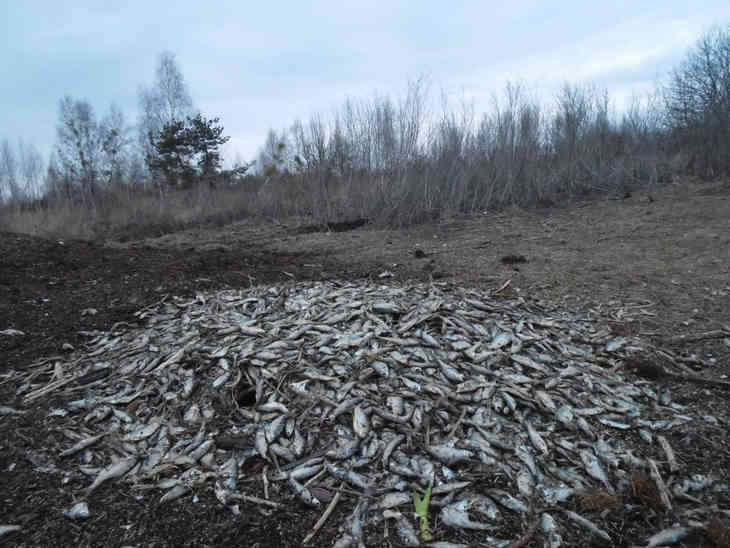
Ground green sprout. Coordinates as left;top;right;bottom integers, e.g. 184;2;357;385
412;483;433;542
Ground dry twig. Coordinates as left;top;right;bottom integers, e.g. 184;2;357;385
302;484;343;544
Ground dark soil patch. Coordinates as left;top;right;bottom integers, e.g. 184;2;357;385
293;218;371;235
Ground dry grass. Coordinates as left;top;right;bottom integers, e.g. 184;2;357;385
576;490;624;513
0;183;262;240
629;470;664;510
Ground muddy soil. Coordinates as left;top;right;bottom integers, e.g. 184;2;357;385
1;178;728;547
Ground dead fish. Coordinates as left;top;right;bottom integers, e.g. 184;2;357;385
123;420;161;442
255;428;268;460
438;360;465;383
60;433;106;458
580;449;613;491
265;415;287;443
541;512;563;548
535;390;558;413
382;434;405;468
576;416;596;439
562;509;611;542
606;337;627;352
160;484;189;503
187;439;214;462
371;360;389;376
182;376;195;398
383;510;420;546
19;278;711;548
598;417;632;430
0;525;22;537
516;468;534;497
212;372;230;389
555;405;574;428
84;405;112;424
326;438;360;460
325;462;372;490
656;435;679;473
63;501;90;520
220;456;238;490
486;489;528;513
595;438;620;469
440;499;497;530
331;534;356;548
379;492;411;509
288;477;321;507
291;427;305;457
353;405;370;439
428;445;473;465
632;526;692;548
525;420;549;455
183;403;201;423
259;401;289;414
86;457;137;495
283;464;323;482
489;332;511;350
331;397;361;420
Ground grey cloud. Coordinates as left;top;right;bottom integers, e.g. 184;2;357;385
3;1;730;163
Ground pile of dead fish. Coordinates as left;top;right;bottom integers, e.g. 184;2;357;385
11;281;727;546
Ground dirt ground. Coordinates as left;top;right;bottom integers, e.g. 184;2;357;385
1;178;729;547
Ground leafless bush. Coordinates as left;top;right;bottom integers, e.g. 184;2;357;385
664;24;730;178
255;77;667;228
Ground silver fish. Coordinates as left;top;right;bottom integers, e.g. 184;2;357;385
86;457;137;495
63;501;90;520
326;438;360;460
382;434;405;468
440;499;497;530
160;484;189;503
634;526;692;548
255;428;268;460
0;525;22;537
265;415;287;443
353;405;370;439
580;449;613;491
60;433;106;458
427;445;473;465
123;420;161;442
562;509;611;542
383;510;420;546
288;477;321;507
486;489;528;513
259;401;289;414
525;420;549;455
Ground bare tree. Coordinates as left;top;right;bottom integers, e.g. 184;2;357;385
0;139;45;205
138;51;195;174
664;25;730;177
55;96;103;197
17;140;44;200
99;103;132;186
0;139;21;202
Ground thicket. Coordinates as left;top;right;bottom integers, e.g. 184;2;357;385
2;25;730;238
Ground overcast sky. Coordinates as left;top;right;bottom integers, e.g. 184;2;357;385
3;1;730;165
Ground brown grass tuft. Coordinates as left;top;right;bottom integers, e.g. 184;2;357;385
629;470;663;510
708;518;730;548
576;490;623;512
